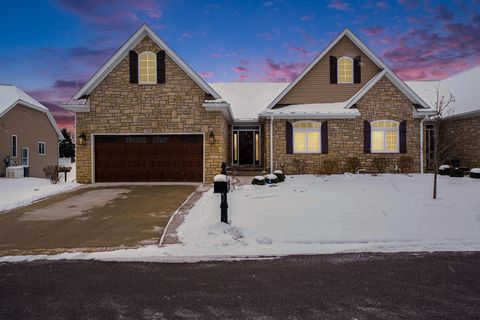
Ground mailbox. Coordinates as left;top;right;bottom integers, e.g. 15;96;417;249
213;174;230;193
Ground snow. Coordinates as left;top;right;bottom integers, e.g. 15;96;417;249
254;176;265;180
213;174;228;182
0;85;49;116
273;170;283;174
260;102;360;118
265;174;277;180
439;165;450;170
0;158;78;213
471;168;480;174
208;82;288;121
2;174;480;263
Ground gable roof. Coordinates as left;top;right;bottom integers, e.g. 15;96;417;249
266;28;429;109
0;85;63;139
72;24;221;100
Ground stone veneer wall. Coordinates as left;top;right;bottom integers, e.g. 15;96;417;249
441;115;480;168
265;77;424;174
76;35;228;183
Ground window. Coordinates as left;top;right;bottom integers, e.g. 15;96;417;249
38;142;45;155
293;121;321;153
338;56;353;83
11;135;17;157
371;120;399;153
139;51;157;84
21;148;29;166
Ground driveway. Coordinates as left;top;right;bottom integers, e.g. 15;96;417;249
0;185;196;255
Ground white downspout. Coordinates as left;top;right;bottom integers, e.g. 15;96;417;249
420;115;428;174
270;115;274;174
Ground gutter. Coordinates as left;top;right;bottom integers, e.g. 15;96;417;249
202;101;234;123
419;115;428;174
259;111;360;119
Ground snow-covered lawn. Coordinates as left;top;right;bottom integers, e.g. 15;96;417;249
0;158;78;212
2;174;479;263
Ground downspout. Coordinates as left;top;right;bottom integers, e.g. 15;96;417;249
420;115;428;174
270;115;274;174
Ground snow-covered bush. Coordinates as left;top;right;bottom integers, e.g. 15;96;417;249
439;164;451;176
398;156;414;174
251;176;266;185
273;170;285;182
372;157;387;173
264;173;278;184
470;168;480;179
449;167;464;177
323;159;338;174
345;157;361;174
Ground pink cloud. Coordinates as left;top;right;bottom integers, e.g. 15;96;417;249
261;58;308;82
300;14;314;21
232;66;248;73
361;26;385;36
239;74;249;81
397;0;419;9
328;0;349;10
200;71;214;78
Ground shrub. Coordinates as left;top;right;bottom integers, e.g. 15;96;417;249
252;176;266;185
273;170;285;182
372;157;387;173
323;159;338;175
345;157;361;174
449;168;464;177
470;169;480;179
265;173;278;184
398;156;414;174
43;165;60;184
438;165;451;176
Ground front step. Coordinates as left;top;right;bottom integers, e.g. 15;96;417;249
227;166;267;176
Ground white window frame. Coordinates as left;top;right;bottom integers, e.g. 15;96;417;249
371;120;400;153
293;121;322;154
337;56;353;84
138;51;157;85
21;147;29;166
11;135;17;158
38;141;46;155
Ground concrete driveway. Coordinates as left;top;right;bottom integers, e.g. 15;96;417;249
0;185;196;255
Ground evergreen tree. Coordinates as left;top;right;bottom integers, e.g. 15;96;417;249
59;128;75;161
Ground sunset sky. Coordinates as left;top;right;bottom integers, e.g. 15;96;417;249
1;0;479;131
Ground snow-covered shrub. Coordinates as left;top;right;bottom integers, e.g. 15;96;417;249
372;157;387;173
449;168;464;177
264;173;278;184
273;170;285;182
43;165;60;184
398;156;414;174
345;157;361;174
470;168;480;179
439;164;451;176
323;159;338;174
251;176;266;185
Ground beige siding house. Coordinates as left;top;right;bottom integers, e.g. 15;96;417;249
0;86;62;178
65;25;437;184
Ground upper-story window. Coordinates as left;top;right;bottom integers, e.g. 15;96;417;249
337;56;353;83
138;51;157;84
371;120;399;153
293;121;321;153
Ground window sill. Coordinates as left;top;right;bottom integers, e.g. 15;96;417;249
293;151;323;154
371;151;400;154
138;82;158;85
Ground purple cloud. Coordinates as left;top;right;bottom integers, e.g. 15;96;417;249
328;0;349;10
361;26;385;36
261;58;308;82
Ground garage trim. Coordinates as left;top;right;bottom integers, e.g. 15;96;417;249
91;132;205;183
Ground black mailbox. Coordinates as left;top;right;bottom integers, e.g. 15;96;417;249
214;180;229;193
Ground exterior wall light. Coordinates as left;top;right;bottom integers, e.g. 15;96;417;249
209;130;215;144
77;132;87;145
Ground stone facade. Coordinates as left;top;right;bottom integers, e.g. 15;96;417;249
76;35;228;183
441;115;480;168
264;77;424;174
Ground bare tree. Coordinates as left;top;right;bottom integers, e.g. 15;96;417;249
431;85;455;199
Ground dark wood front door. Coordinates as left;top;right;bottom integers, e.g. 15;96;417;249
94;135;203;182
238;131;254;165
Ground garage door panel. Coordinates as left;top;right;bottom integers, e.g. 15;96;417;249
94;135;203;182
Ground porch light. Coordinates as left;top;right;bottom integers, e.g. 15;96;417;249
209;130;215;144
77;132;87;145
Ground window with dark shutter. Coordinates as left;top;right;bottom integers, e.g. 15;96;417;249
399;120;407;153
330;56;337;84
286;121;293;154
129;51;138;84
364;120;371;153
157;50;166;84
321;121;328;154
353;55;361;83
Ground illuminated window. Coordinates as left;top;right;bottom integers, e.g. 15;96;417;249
371;120;399;153
338;56;353;83
293;121;321;153
139;51;157;84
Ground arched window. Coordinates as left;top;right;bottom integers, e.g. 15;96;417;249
139;51;157;84
337;56;353;83
371;120;399;153
293;121;321;153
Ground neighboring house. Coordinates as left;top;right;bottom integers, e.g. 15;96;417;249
65;24;435;184
406;65;480;169
0;85;63;178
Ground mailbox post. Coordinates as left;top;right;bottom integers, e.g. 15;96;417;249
213;162;230;224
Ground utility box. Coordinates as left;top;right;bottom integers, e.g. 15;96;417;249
6;166;24;179
213;174;230;193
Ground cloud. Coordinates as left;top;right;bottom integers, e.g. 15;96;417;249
208;51;238;58
328;0;349;10
200;71;214;78
434;4;454;22
397;0;419;9
261;58;307;82
27;79;87;104
232;66;248;73
300;14;314;21
361;26;385;36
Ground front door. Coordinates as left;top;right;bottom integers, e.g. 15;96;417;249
238;131;254;165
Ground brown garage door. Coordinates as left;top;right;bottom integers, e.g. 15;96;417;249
94;135;203;182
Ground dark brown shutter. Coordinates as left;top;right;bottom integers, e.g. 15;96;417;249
354;55;361;83
399;120;407;153
129;51;138;84
286;121;293;154
157;50;166;84
321;121;328;154
364;120;371;153
330;56;337;84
